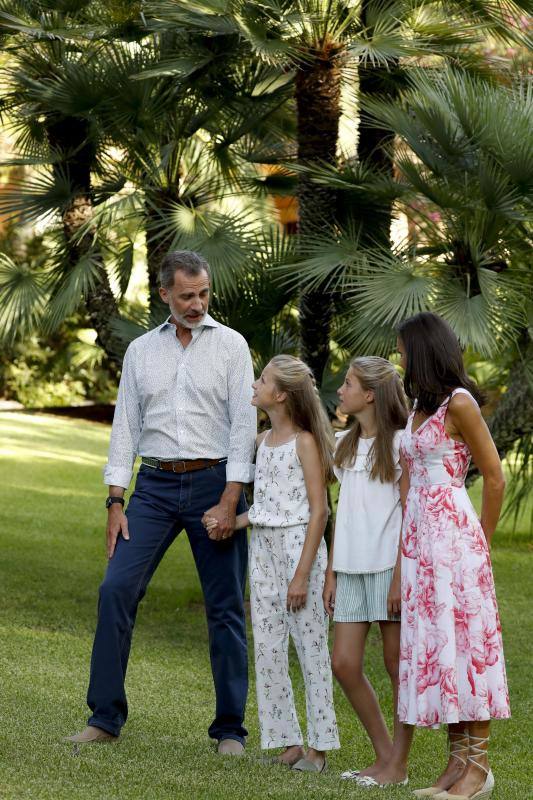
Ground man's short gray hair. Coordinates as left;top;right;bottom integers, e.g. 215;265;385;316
159;250;211;289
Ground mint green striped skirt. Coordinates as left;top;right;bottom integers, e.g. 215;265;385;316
333;568;400;623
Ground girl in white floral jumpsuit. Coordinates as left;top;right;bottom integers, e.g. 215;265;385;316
205;355;339;771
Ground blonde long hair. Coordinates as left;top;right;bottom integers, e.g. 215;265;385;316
268;355;335;484
334;357;408;483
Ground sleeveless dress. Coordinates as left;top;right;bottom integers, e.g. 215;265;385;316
398;389;510;727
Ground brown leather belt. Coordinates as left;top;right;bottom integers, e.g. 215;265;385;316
142;456;227;474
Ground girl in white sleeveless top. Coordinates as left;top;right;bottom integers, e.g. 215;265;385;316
323;356;412;788
207;355;339;771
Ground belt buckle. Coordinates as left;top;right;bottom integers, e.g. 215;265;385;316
172;460;187;473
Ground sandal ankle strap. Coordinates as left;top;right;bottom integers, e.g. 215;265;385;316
449;732;469;766
467;735;490;776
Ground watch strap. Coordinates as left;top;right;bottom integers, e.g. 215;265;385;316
106;496;125;508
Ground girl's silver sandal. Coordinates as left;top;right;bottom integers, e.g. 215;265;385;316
292;758;327;773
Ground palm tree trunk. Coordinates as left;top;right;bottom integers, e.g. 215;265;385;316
357;0;400;247
296;48;342;383
143;31;185;321
145;187;179;322
47;117;121;369
62;194;120;369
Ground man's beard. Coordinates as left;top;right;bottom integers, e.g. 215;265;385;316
169;300;207;329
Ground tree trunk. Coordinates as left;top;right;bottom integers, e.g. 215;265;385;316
296;47;342;384
145;187;179;322
357;0;400;248
62;193;121;370
47;117;121;369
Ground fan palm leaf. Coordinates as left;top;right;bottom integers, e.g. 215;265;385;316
0;254;49;344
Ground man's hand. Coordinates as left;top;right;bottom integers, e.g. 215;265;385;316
107;505;129;559
387;568;401;617
202;501;236;540
322;570;336;617
203;482;242;541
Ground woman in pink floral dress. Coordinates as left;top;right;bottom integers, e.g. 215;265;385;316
391;313;510;800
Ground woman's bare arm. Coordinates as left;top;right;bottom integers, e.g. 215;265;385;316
447;393;505;545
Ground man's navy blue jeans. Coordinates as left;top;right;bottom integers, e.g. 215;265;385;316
87;462;248;743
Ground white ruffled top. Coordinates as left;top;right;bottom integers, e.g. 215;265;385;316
333;430;403;574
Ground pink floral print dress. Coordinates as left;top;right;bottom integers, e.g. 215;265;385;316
398;388;510;727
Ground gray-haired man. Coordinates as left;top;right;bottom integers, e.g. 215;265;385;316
68;251;256;753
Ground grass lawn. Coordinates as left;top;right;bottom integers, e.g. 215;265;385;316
0;411;531;800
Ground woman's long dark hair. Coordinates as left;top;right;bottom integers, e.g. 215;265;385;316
397;312;484;415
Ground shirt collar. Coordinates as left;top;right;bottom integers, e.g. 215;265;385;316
159;312;219;335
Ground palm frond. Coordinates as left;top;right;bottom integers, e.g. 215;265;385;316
0;10;91;41
346;248;436;324
110;312;153;354
130;53;216;81
0;170;73;223
318;353;350;413
334;305;398;358
145;0;240;35
110;239;136;298
43;252;109;334
453;0;533;47
433;266;528;355
249;310;299;374
0;253;48;343
147;203;258;299
210;224;297;338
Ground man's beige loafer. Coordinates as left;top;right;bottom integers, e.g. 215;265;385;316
217;739;245;756
65;725;118;743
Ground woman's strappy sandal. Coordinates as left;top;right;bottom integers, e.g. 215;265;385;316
413;731;469;797
434;735;494;800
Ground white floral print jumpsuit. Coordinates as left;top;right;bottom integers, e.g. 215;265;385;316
248;433;339;751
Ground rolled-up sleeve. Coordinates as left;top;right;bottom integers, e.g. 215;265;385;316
103;344;141;489
225;337;256;483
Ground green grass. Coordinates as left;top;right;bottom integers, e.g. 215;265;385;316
0;411;531;800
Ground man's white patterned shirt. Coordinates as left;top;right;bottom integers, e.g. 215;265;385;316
104;314;257;489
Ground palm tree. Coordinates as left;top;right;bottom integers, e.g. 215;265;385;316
284;68;532;492
146;0;530;384
0;1;127;365
119;52;292;316
0;1;294;358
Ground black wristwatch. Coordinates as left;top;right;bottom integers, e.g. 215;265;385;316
106;496;125;509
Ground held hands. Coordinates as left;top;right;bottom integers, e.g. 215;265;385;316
387;567;401;617
202;515;219;535
201;502;236;540
203;514;228;540
106;505;129;559
322;570;336;617
287;573;309;612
